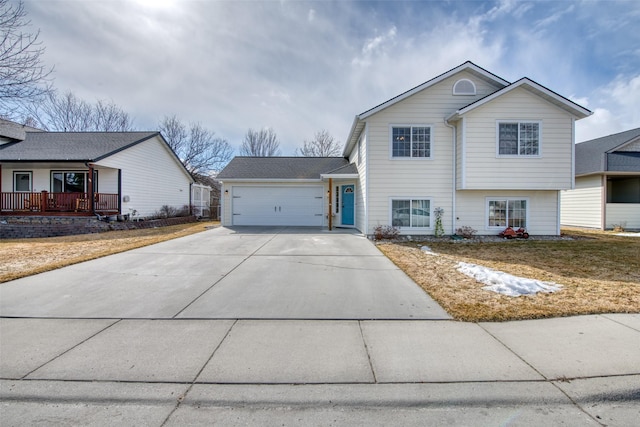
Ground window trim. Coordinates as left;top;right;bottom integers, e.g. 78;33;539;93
389;197;433;230
496;120;542;158
13;171;33;192
453;78;476;95
389;124;434;160
485;197;529;230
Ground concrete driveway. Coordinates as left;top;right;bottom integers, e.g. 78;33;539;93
0;226;450;320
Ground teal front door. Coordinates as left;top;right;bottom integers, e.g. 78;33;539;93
341;185;354;226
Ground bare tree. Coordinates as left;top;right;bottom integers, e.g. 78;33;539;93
159;115;233;179
295;129;342;157
94;99;135;131
25;91;134;131
0;0;53;115
239;127;281;156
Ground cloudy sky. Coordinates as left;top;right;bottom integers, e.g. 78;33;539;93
23;0;640;155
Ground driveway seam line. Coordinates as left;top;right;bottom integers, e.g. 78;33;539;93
171;232;281;318
159;319;238;427
20;319;121;380
358;321;377;384
602;314;640;332
476;322;607;427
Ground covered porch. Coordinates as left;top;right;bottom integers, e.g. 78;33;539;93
1;191;119;216
605;174;640;230
321;165;359;231
0;162;121;216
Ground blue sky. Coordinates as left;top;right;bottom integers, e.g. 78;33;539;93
23;0;640;155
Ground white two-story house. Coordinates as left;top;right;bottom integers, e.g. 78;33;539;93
218;62;591;235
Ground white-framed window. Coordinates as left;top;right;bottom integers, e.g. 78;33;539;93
487;198;528;228
391;198;431;228
453;78;476;95
13;171;32;192
497;121;541;156
390;125;432;158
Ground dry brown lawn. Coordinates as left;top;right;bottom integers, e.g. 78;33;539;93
0;221;217;283
378;228;640;322
2;224;638;321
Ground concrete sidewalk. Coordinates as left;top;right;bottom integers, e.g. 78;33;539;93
1;227;639;425
1;315;639;425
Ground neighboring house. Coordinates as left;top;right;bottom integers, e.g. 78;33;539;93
0;120;193;218
219;61;592;235
561;128;640;230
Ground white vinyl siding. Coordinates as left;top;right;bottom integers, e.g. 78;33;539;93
606;204;640;229
461;87;574;190
95;135;191;218
456;190;559;235
364;71;504;235
560;175;603;229
348;127;368;233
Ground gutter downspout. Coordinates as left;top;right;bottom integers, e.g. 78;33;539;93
444;118;457;235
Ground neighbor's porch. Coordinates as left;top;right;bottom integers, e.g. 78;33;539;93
605;175;640;230
1;191;119;216
1;162;120;216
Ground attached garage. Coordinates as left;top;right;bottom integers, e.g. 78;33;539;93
218;157;359;229
231;185;324;226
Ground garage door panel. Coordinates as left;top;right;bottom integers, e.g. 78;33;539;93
232;186;324;226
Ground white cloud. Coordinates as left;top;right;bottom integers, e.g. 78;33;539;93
534;4;575;31
576;73;640;142
17;0;640;154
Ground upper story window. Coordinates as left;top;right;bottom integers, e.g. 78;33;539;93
497;121;540;156
391;125;431;158
453;79;476;95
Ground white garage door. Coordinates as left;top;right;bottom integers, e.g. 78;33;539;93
232;186;324;226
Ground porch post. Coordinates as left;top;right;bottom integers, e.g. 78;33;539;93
328;178;333;231
88;163;95;214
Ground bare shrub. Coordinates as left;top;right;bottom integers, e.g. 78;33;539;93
456;226;477;239
373;225;400;241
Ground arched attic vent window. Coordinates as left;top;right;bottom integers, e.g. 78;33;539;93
453;78;476;95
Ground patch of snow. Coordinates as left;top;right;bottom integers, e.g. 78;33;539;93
420;246;438;256
456;262;563;297
616;233;640;237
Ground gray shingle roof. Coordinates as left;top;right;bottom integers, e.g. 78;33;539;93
217;157;351;180
0;131;159;161
576;128;640;175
